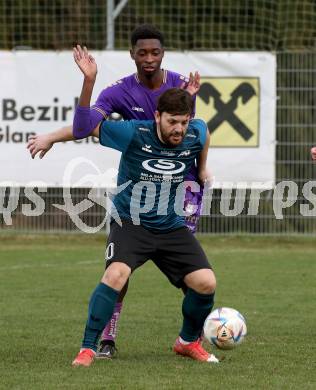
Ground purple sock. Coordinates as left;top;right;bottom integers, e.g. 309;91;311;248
100;302;123;342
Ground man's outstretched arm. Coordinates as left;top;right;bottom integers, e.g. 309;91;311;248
73;46;133;149
27;125;74;159
72;45;101;139
28;45;102;159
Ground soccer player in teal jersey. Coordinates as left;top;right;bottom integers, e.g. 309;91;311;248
28;25;205;359
71;44;218;366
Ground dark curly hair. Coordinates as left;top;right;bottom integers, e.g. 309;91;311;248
130;24;164;47
157;88;194;116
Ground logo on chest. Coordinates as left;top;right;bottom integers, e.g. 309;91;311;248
132;106;145;112
178;150;191;157
160;150;176;156
142;159;186;174
142;144;152;153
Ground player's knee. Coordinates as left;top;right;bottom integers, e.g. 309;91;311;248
101;262;131;291
184;269;216;294
197;274;216;294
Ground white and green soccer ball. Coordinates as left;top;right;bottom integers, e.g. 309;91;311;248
203;307;247;350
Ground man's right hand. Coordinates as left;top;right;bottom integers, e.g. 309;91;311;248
73;45;97;81
27;134;53;159
311;147;316;161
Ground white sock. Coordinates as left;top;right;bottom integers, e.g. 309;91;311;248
179;337;191;345
80;348;96;355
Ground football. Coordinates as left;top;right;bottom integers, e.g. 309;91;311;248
203;307;247;350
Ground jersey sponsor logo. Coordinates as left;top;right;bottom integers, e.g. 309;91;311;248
139;127;150;132
196;77;259;147
160;150;176;156
178;150;191;157
186;133;196;138
132;106;145;112
142;159;186;174
142;144;152;153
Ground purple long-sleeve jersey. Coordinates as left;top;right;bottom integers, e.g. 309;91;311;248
90;70;194;121
88;70;204;232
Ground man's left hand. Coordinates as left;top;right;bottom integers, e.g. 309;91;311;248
182;71;200;95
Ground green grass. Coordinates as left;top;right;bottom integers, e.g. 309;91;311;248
0;234;315;390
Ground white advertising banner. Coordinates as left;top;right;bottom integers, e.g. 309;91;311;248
0;51;276;188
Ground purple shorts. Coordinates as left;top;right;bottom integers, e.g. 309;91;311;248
184;165;204;234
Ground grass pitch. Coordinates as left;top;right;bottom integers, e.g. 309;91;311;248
0;234;315;390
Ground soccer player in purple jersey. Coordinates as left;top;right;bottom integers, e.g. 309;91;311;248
27;25;206;358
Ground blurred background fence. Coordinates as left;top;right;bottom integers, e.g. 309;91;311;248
0;0;315;234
